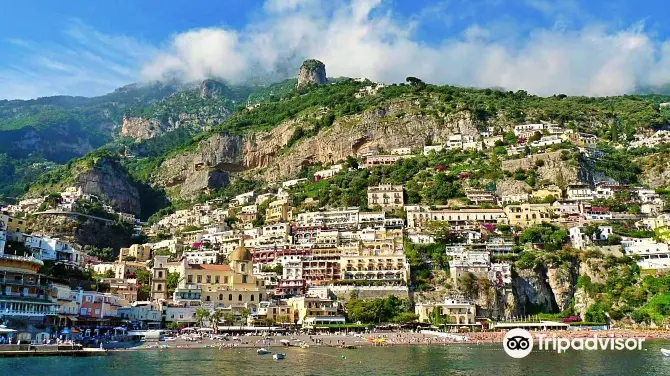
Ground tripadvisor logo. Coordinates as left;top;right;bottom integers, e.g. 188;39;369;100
502;328;646;358
503;329;534;358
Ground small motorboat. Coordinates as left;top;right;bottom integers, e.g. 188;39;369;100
273;353;286;360
661;349;670;357
257;348;272;355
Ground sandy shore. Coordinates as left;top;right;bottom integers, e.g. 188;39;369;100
113;329;670;351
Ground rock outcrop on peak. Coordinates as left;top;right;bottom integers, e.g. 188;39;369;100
296;59;327;88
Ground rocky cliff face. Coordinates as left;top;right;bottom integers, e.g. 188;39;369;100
152;101;483;198
120;80;235;141
296;59;327;88
72;160;141;215
513;267;560;314
639;153;670;188
121;115;164;140
28;214;133;251
501;151;588;186
152;133;245;195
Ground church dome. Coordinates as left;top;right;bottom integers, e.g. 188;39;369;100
230;246;252;262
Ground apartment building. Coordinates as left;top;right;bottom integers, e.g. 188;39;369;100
367;185;404;210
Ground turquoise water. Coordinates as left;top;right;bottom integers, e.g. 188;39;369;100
6;341;670;375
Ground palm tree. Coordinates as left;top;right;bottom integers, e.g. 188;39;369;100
209;309;224;333
223;313;235;325
194;308;210;328
239;308;250;326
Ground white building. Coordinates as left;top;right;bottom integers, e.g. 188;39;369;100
568;226;613;249
391;147;412;155
514;123;546;136
282;178;308;189
231;191;255;206
531;135;563;148
314;164;343;180
423;145;445;155
624;239;670;269
566;183;594;201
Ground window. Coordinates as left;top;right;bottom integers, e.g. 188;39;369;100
242;275;247;283
241;264;246;272
250;294;254;302
228;294;232;301
86;296;92;302
187;275;193;283
215;276;220;284
219;294;223;301
224;277;228;284
157;284;162;291
238;294;242;301
206;275;211;283
197;275;202;283
158;271;163;278
206;296;210;302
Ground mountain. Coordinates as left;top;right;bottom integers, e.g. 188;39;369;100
10;61;670;208
0;79;272;202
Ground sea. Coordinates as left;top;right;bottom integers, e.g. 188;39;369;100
6;341;670;376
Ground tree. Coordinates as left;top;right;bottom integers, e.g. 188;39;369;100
392;312;419;324
223;313;235;324
345;155;359;170
135;269;151;285
209;309;224;332
167;272;182;295
458;272;479;299
194;308;210;328
45;193;62;209
83;245;115;262
103;269;115;279
240;308;250;325
405;76;426;88
425;221;452;243
585;302;607;323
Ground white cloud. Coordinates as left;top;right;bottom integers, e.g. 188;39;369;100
4;1;670;99
139;0;670;96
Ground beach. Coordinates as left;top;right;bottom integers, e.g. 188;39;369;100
117;328;670;351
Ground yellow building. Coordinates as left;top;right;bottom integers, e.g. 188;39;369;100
415;297;476;325
256;301;295;325
504;203;554;227
1;213;28;234
286;296;341;325
174;246;266;314
266;199;290;224
119;244;152;262
532;185;563;200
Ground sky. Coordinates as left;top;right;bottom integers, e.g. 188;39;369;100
2;0;670;99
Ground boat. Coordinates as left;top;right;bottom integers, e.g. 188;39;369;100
300;343;310;349
257;348;272;355
273;353;286;360
661;349;670;357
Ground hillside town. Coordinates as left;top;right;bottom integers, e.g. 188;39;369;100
2;120;670;345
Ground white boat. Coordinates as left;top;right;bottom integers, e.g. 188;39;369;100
257;348;272;355
661;349;670;357
273;353;286;360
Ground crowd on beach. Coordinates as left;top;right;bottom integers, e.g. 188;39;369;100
125;328;670;351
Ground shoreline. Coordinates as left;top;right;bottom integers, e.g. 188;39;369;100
105;329;670;352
